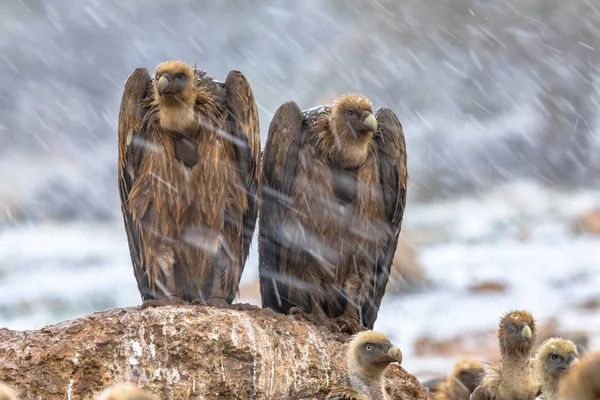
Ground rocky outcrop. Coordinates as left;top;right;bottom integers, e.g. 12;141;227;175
0;305;429;400
572;208;600;235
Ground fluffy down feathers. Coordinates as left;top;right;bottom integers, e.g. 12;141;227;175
433;358;485;400
315;331;402;400
532;337;579;400
557;351;600;400
259;94;407;332
471;310;538;400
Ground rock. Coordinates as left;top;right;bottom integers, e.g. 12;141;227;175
467;281;508;294
572;208;600;235
386;236;429;294
0;305;429;400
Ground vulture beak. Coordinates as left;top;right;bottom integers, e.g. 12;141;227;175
157;74;171;95
520;324;532;340
385;344;403;364
363;112;378;133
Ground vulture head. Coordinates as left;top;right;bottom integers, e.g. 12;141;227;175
329;94;378;167
347;331;402;394
534;337;579;378
498;310;536;357
94;383;157;400
449;358;485;393
153;60;196;107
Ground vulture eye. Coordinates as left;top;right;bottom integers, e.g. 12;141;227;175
176;73;185;80
549;353;561;362
365;344;373;351
346;110;356;117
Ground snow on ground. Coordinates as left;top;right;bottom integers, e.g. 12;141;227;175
0;181;599;381
377;181;600;378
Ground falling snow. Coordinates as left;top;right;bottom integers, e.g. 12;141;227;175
0;0;599;388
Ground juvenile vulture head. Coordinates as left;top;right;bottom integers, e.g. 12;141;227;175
498;310;536;357
534;337;579;377
94;383;157;400
347;331;402;398
329;94;378;167
0;382;16;400
153;60;197;107
448;358;485;393
533;337;579;399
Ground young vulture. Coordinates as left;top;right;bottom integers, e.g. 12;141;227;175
312;331;403;400
532;337;579;400
557;351;600;400
95;383;157;400
118;61;260;307
471;310;538;400
432;358;485;400
259;94;407;333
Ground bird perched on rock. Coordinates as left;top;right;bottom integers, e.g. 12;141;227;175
95;383;157;400
259;94;407;333
557;351;600;400
532;337;579;400
471;310;539;400
0;382;16;400
431;358;485;400
315;331;402;400
118;61;260;308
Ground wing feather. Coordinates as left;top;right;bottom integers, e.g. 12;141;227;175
258;101;304;312
361;107;408;328
117;68;153;300
223;70;261;301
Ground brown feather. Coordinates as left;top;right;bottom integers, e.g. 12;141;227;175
473;310;538;400
435;358;485;400
259;95;407;330
118;61;260;304
532;337;579;400
557;351;600;400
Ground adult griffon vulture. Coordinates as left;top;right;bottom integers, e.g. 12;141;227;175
259;94;407;333
118;61;260;308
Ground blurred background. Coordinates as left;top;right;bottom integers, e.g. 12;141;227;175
1;0;599;379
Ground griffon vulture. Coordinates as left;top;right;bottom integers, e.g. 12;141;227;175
313;331;403;400
471;310;538;400
259;94;407;333
118;61;260;307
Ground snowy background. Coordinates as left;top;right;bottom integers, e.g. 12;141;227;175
1;0;599;380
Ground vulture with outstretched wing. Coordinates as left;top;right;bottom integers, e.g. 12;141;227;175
259;94;407;333
118;61;260;307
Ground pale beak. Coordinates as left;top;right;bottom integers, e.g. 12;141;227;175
386;345;403;364
363;113;378;133
521;324;532;340
157;74;170;95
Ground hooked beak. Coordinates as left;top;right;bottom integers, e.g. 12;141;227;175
363;113;378;133
386;345;403;364
157;74;171;95
520;324;532;340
